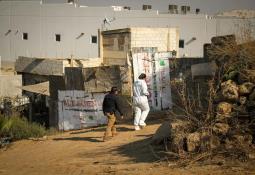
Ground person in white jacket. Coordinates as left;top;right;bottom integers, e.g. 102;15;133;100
133;73;150;130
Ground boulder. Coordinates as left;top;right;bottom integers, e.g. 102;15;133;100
170;120;192;153
221;80;239;101
152;121;171;144
215;114;232;122
216;102;233;114
171;133;186;154
171;119;191;133
239;82;255;95
187;132;201;152
201;131;221;150
213;123;230;135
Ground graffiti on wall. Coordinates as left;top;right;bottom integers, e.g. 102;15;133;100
58;90;107;131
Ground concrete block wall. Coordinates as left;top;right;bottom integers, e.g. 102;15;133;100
0;75;22;97
130;28;179;54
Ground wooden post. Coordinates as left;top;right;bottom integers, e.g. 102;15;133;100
29;96;33;122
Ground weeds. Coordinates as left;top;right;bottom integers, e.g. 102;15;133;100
0;116;47;141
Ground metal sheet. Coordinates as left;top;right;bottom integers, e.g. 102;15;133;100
58;90;107;131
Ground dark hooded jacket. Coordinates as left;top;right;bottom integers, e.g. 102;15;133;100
102;93;123;116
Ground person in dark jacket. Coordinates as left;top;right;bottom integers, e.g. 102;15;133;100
102;87;123;141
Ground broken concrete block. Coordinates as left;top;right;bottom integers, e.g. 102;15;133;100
187;132;201;152
239;82;255;95
221;80;239;101
216;102;233;114
213;123;230;135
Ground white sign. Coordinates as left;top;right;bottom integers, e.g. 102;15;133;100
58;90;107;131
132;51;172;110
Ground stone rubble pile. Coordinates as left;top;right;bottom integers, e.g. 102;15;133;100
151;35;255;162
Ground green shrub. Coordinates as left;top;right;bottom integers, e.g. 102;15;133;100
0;116;47;140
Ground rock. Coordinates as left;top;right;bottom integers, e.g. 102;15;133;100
216;102;233;114
249;89;255;101
221;80;239;101
152;121;171;144
225;134;253;149
248;153;255;159
170;120;192;153
239;82;255;95
210;135;221;149
152;119;193;154
170;119;191;133
201;131;221;150
232;134;253;145
187;132;201;152
239;96;247;105
213;123;230;135
171;133;186;154
215;114;232;122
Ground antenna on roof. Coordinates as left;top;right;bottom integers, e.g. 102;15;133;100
102;16;116;30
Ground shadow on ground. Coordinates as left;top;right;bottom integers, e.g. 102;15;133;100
112;137;157;163
53;136;103;142
70;126;134;135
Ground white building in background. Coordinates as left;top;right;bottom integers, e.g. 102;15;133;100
0;1;254;67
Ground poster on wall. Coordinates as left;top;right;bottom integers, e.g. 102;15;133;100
58;90;107;131
132;49;173;110
154;52;173;109
132;50;155;109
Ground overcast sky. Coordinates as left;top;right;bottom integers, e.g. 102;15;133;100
3;0;255;14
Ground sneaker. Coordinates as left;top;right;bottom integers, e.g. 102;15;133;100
140;125;146;129
112;132;118;137
134;125;141;131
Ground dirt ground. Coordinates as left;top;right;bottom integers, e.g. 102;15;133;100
0;115;255;175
